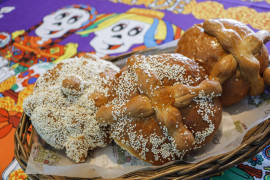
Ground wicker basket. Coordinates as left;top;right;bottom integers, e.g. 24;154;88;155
14;113;270;180
14;43;270;179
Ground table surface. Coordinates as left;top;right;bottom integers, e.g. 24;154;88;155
1;0;270;179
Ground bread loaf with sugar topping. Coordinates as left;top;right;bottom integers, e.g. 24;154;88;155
96;54;222;165
23;54;119;162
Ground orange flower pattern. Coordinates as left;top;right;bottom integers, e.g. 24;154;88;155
111;0;270;30
8;168;28;180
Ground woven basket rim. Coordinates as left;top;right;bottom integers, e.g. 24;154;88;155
14;112;270;180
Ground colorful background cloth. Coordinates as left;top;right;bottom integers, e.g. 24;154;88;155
1;0;270;179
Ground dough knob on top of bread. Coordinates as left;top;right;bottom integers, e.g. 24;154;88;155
62;75;84;97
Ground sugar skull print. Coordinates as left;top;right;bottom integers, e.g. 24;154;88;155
0;5;97;141
78;8;183;57
0;4;97;76
89;19;150;57
35;7;91;45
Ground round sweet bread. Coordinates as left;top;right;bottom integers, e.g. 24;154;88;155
96;54;222;165
176;19;270;106
23;54;119;163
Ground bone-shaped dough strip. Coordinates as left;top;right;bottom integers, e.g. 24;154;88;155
125;95;154;117
97;79;222;124
132;63;195;147
172;79;222;108
203;19;264;96
155;105;195;150
203;20;241;52
97;54;222;154
209;54;237;84
96;95;154;124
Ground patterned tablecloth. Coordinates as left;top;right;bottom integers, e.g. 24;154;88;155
1;0;270;179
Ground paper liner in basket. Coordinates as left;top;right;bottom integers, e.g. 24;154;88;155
25;91;270;178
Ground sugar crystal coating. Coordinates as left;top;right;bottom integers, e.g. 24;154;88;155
23;55;119;162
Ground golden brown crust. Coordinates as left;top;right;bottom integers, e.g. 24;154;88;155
220;73;249;106
176;24;227;73
203;19;265;96
114;116;176;165
176;19;270;106
96;54;222;165
264;67;270;86
181;99;222;147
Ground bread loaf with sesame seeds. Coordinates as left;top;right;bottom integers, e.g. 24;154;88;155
96;53;223;165
176;18;270;106
23;54;120;163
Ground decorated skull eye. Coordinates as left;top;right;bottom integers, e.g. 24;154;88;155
128;26;142;36
112;23;127;32
67;16;80;24
55;12;69;20
36;7;91;42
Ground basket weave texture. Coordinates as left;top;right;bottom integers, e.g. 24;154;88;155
14;113;270;180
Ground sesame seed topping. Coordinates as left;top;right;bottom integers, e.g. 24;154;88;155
106;54;220;164
23;55;119;162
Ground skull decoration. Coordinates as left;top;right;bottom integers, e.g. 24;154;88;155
90;19;150;57
35;7;90;44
